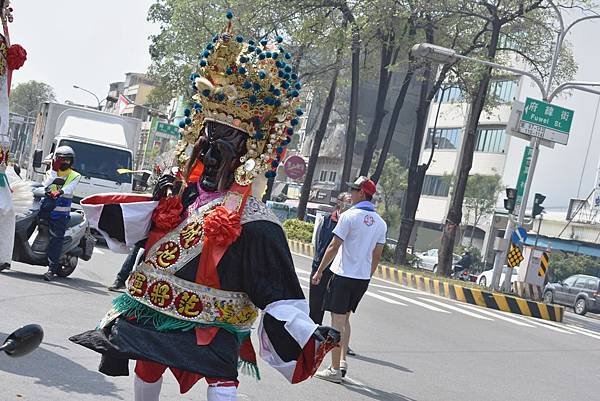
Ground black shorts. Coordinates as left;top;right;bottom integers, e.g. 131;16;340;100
323;274;370;314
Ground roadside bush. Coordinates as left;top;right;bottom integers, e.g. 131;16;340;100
548;252;600;282
283;219;314;243
382;244;395;263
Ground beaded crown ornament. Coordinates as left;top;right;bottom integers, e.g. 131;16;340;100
176;11;303;186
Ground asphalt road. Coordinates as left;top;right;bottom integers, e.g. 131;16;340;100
2;246;600;401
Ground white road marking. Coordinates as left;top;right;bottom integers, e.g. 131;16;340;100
502;313;574;334
379;291;450;313
93;248;105;255
363;291;407;306
456;303;535;327
296;268;406;305
560;324;600;340
418;298;494;320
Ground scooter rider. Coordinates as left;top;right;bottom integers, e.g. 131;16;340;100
454;251;473;275
40;146;80;281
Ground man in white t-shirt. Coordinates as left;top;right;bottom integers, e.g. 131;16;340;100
312;176;387;383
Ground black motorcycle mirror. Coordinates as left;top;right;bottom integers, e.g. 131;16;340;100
13;163;22;179
52;177;66;186
1;324;44;357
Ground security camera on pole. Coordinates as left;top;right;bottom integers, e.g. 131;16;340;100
410;1;600;292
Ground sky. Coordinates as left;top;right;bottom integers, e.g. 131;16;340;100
8;0;159;106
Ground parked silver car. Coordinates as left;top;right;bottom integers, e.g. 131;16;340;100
414;249;460;273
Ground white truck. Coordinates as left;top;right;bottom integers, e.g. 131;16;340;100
26;102;142;203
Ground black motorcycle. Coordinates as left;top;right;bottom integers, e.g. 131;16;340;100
5;177;95;277
1;325;44;358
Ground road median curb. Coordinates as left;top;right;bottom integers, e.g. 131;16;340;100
375;264;564;322
286;239;563;323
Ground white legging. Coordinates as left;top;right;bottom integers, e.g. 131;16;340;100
134;374;237;401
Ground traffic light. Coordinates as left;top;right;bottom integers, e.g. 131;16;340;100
504;187;517;214
533;193;546;218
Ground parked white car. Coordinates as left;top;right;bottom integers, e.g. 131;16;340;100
477;266;519;287
414;249;460;272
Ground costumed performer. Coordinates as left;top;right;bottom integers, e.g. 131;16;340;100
70;11;340;401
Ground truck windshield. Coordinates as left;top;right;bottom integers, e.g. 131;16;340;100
58;139;132;184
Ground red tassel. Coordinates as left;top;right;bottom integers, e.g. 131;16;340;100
7;44;27;70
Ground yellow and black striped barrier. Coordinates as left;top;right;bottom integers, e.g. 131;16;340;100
287;239;563;323
374;264;564;322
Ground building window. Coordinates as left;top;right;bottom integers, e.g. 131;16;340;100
425;128;461;150
422;175;450;197
475;127;506;153
319;170;327;181
329;171;337;182
434;86;462;103
488;80;517;103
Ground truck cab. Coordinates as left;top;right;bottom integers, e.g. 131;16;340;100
27;103;140;202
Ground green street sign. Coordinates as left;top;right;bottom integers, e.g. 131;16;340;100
516;146;532;207
519;97;574;145
155;122;181;138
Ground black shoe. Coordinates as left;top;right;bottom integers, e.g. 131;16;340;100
0;262;10;272
347;347;356;356
43;271;54;282
108;279;126;291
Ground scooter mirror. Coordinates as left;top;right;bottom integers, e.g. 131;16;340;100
1;324;44;357
32;149;43;168
13;164;22;178
52;177;66;186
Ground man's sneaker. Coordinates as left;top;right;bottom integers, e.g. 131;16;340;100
0;262;10;272
347;347;356;356
42;271;54;282
315;366;342;384
108;279;126;291
340;360;348;377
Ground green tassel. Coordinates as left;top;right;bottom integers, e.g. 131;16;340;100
0;173;6;188
237;359;261;380
111;293;250;340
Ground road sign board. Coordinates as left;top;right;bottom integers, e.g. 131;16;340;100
515;146;532;207
156;122;181;137
283;155;306;179
538;251;549;277
518;98;574;145
511;226;528;246
507;101;555;148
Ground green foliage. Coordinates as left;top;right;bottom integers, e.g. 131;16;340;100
548;252;600;283
382;244;395;264
9;80;56;116
282;218;314;243
371;152;406;230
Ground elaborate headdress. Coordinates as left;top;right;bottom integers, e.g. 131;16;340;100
176;11;303;186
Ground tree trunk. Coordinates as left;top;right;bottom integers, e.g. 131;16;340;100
371;20;417;183
371;65;416;183
297;57;341;221
394;65;432;264
359;33;394;176
438;21;501;276
262;177;275;203
339;5;360;191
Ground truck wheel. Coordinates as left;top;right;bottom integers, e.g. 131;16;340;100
56;256;78;277
574;298;588;316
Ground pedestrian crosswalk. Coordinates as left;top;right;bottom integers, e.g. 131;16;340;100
294;267;600;341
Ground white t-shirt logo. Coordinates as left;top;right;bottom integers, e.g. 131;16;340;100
363;215;374;227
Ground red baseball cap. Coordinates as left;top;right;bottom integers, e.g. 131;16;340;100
347;176;377;196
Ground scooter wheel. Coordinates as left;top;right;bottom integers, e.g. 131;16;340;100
56;256;78;277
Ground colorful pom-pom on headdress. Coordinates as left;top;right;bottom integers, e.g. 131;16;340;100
176;11;303;185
